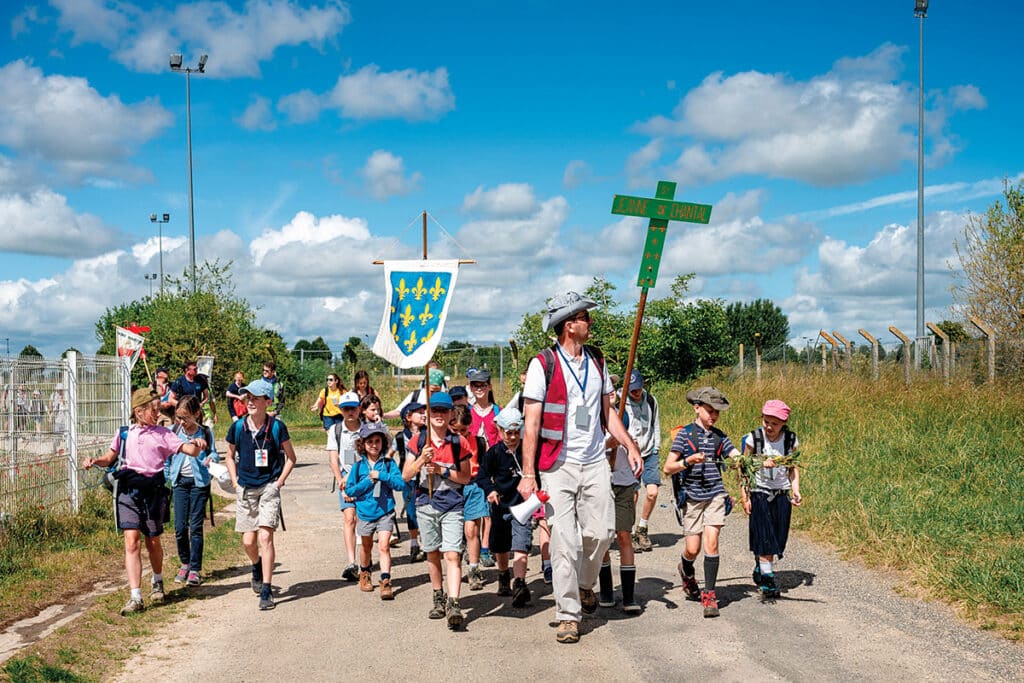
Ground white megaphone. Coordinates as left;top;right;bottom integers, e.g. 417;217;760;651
510;491;550;525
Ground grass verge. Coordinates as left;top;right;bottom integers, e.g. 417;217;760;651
654;372;1024;641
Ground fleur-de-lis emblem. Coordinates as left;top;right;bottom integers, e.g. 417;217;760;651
419;303;434;326
423;328;434;343
391;322;398;341
396;278;410;301
404;330;418;352
400;304;415;328
430;277;446;301
411;277;427;300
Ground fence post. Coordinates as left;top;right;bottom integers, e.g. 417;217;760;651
498;345;504;391
968;316;996;383
926;322;950;383
820;331;839;370
754;334;762;381
738;343;744;376
889;325;912;386
858;329;880;380
820;344;827;372
66;352;80;512
833;331;852;371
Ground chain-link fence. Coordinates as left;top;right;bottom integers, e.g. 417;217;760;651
0;352;129;516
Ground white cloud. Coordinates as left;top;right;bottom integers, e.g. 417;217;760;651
277;90;323;123
236;96;277;131
250;211;371;266
360;150;422;200
0;60;172;182
323;64;455;121
562;160;592;190
11;5;44;38
629;43;985;187
0;188;126;256
51;0;350;78
461;183;538;218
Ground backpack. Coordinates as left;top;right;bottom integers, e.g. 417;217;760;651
103;425;130;491
668;423;727;523
748;426;797;456
231;416;284;467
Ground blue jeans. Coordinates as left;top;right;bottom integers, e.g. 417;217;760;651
172;477;210;570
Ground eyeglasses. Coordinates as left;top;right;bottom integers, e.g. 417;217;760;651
569;311;591;323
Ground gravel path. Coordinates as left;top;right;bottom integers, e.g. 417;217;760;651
114;445;1024;681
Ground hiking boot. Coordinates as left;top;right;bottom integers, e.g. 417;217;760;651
635;526;653;552
622;598;642;615
186;571;202;587
120;597;144;616
174;564;190;583
150;579;165;603
496;569;512;597
555;620;579;644
479;550;496;568
342;563;359;582
511;577;531;607
678;561;700;601
446;597;464;630
468;566;484;591
543;564;553;585
701;590;720;618
379;578;394;601
259;588;275;611
428;590;446;619
579;587;597;614
760;572;780;599
753;566;762;585
359;570;374;592
408;547;424;563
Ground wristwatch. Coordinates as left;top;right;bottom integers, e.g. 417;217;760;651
440;466;451;480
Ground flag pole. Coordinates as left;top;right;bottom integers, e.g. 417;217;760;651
422;210;433;498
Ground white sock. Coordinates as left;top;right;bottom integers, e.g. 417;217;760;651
130;588;142;600
410;539;419;549
152;573;163;583
469;563;479;570
638;518;649;529
759;560;773;575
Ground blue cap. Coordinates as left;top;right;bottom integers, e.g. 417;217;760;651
628;369;643;391
358;421;391;447
495;406;523;430
429;391;453;410
449;385;468;400
240;379;275;399
400;401;425;419
334;391;360;408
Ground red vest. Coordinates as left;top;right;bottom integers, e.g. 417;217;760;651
534;345;606;472
470;405;500;449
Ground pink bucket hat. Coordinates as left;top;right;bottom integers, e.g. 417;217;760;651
762;399;791;421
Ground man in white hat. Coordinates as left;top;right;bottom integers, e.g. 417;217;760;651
518;291;642;644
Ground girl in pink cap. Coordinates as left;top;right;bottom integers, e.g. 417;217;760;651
740;399;802;600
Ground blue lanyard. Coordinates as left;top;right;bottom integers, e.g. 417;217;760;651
556;344;589;394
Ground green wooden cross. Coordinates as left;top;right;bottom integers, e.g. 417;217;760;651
611;181;713;288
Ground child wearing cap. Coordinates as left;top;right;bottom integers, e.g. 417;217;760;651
476;406;534;606
345;422;406;600
328;390;364;582
225;379;297;611
392;401;426;562
467;368;500;568
449;405;490;590
663;386;741;618
402;391;473;630
740;399;802;600
598;435;642;614
83;388;208;616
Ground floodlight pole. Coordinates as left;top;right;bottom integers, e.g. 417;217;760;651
150;212;169;294
914;1;928;368
170;54;207;295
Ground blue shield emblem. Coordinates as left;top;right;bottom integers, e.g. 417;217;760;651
388;271;452;357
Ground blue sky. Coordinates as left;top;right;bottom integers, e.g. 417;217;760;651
1;0;1021;357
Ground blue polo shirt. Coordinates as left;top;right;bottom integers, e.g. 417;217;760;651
227;416;290;487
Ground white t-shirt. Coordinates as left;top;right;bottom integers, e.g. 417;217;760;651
523;344;613;466
745;430;800;491
327;422;361;474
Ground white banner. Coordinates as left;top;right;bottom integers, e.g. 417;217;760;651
115;326;145;372
372;260;460;369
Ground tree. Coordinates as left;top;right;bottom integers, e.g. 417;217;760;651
725;299;790;352
952;179;1024;370
95;262;289;392
18;345;43;358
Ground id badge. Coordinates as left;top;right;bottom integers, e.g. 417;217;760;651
343;449;356;467
574;405;590;430
254;448;269;467
373;481;382;497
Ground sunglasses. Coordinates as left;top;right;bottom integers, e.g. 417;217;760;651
327;377;337;382
569;311;591;323
469;381;489;388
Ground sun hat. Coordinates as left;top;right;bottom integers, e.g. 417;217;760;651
628;369;643;391
685;386;730;411
334;391;360;408
428;368;445;387
495;406;523;430
130;387;159;410
762;399;791;421
240;379;275;399
358;421;392;448
541;291;597;332
428;391;453;410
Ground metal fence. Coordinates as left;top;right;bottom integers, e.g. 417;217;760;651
0;352;129;516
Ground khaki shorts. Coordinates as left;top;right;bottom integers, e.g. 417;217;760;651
612;483;638;532
682;494;727;536
236;482;281;532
